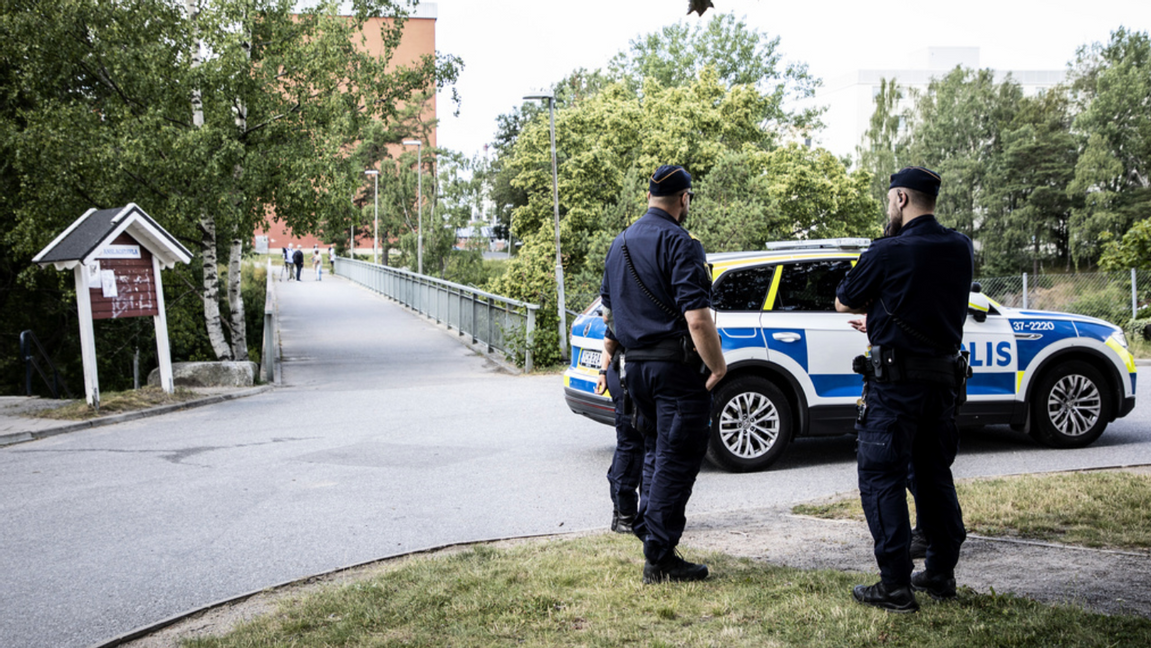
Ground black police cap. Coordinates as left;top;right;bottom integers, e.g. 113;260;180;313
889;166;942;196
649;165;692;196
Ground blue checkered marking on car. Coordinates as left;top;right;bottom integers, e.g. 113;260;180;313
719;328;765;350
1010;318;1078;368
1075;320;1119;344
569;374;598;394
763;328;807;371
811;374;863;398
967;371;1017;396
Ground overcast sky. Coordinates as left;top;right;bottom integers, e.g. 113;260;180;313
426;0;1148;160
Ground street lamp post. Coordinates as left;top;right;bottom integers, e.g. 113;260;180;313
402;139;423;275
523;91;568;362
364;169;380;264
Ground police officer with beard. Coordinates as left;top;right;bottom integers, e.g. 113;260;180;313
835;166;973;612
601;164;726;584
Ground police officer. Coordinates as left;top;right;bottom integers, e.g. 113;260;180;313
595;333;649;536
601;164;726;584
835;166;973;612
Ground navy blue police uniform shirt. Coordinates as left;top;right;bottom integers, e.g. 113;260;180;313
836;215;974;357
601;207;711;351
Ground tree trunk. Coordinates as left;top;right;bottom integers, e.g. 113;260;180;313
227;236;248;360
200;214;233;360
188;0;230;359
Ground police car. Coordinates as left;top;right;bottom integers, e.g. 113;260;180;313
564;238;1138;472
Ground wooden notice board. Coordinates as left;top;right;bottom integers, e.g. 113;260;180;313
88;233;159;320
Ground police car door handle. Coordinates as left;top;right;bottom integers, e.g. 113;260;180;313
772;332;801;342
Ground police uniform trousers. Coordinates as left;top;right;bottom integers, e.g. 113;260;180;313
605;363;650;520
856;381;966;586
624;360;711;565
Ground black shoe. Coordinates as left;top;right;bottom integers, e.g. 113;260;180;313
911;570;957;600
643;553;709;584
852;581;919;613
611;511;635;535
909;529;928;560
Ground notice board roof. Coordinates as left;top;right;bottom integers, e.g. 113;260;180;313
33;203;193;270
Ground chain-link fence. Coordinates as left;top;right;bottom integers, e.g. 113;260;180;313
976;269;1151;327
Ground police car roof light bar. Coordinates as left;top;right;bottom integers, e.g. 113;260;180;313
763;238;871;251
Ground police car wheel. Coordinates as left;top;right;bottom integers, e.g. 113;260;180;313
707;376;794;472
1030;360;1113;449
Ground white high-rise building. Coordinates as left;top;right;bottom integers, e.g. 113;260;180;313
803;47;1068;160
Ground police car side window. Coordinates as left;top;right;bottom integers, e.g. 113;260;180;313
773;260;853;312
712;265;774;311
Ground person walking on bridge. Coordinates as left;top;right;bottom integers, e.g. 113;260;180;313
292;245;304;281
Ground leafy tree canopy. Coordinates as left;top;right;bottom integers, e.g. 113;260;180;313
857;27;1151;275
1069;27;1151;264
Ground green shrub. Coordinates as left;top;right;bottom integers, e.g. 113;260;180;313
1065;284;1132;326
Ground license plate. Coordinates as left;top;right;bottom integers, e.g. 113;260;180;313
578;349;602;370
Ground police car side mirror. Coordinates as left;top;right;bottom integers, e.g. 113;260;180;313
968;292;990;323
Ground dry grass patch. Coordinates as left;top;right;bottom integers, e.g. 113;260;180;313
793;470;1151;551
31;386;203;421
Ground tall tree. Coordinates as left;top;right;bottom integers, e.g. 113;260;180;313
980;90;1080;274
856;78;907;209
693;146;879;252
1069;27;1151;266
902;67;1020;254
489;69;877;365
607;12;820;132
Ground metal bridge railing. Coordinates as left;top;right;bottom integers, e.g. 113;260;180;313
334;257;540;372
262;258;277;384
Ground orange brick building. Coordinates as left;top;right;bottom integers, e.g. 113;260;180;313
254;4;438;255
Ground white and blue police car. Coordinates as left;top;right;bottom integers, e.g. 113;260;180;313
563;238;1138;472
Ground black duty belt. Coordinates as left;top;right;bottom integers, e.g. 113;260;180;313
852;345;966;387
624;336;692;362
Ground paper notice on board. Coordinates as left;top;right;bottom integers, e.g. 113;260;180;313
100;270;118;297
87;261;101;288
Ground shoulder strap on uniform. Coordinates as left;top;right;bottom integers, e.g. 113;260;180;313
880;298;960;355
621;230;684;323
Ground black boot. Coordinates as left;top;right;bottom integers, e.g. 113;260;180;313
643;552;709;584
911;570;957;600
852;581;919;613
611;510;635;534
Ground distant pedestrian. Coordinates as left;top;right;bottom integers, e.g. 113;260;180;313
328;246;336;271
281;247;293;281
312;249;323;280
292;245;304;281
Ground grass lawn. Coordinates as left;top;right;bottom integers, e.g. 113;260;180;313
181;471;1151;648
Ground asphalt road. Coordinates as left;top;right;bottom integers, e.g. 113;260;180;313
2;273;1149;648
